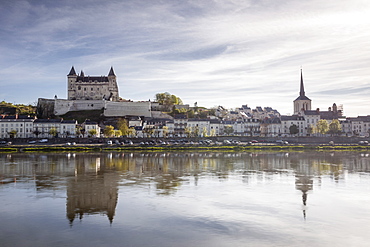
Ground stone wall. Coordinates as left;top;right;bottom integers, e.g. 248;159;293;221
36;98;55;119
53;99;152;118
55;99;105;115
104;101;152;117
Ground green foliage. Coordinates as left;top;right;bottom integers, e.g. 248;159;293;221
224;125;234;135
9;129;17;138
104;125;115;137
0;101;36;116
114;130;122;137
59;109;104;123
202;127;208;137
128;127;136;137
88;129;97;137
307;124;316;135
289;124;299;135
162;126;169;138
184;127;192;138
155;92;183;111
328;119;342;136
49;127;58;137
316;119;329;135
117;118;129;136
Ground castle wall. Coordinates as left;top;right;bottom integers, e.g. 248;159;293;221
55;99;105;115
54;99;152;118
37;98;55;119
104;101;152;117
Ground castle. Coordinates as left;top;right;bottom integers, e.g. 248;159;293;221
67;66;119;101
37;67;151;118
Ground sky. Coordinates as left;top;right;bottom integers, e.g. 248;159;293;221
1;0;370;117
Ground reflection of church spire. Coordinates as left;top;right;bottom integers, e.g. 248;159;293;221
295;165;313;220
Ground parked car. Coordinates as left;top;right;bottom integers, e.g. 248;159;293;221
39;139;48;143
28;140;36;144
107;140;112;145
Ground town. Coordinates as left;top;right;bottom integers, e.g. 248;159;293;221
0;67;369;144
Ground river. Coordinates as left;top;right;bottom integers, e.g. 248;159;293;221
0;151;369;247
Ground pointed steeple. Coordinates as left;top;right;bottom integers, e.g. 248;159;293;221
68;66;77;76
108;67;115;76
299;69;305;97
80;70;85;77
294;69;310;101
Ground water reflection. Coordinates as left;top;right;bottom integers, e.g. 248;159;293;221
1;151;370;225
66;156;119;226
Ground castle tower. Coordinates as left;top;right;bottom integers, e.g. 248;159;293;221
67;66;120;101
293;69;311;115
67;66;78;100
107;67;119;101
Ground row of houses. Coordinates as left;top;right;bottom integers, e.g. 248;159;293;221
2;112;370;139
0;115;100;139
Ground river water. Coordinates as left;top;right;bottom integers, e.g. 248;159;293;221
0;151;369;247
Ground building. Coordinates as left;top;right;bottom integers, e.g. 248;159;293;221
281;115;306;136
33;119;77;138
0;115;35;138
294;69;311;115
82;120;101;137
67;66;119;101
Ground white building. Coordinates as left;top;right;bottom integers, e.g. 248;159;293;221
82;120;100;137
33;119;77;138
0;115;35;138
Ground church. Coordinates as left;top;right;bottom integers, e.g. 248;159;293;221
67;66;119;101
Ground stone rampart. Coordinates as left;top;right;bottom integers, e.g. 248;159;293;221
54;99;105;115
104;101;151;117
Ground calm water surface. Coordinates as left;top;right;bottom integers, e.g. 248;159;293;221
0;151;370;247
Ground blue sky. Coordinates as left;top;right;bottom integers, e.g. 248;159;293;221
1;0;370;117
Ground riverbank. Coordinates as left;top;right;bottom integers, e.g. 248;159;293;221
1;143;369;153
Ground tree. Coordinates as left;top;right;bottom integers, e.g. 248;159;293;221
224;125;234;135
155;92;183;111
210;128;216;137
307;124;316;136
192;126;200;137
75;126;82;137
128;127;136;138
114;130;122;137
88;129;97;137
328;119;342;136
184;127;192;138
143;126;154;137
162;126;169;138
289;124;299;135
9;130;17;138
316;119;329;135
117;118;129;136
49;127;58;137
202;127;208;137
33;129;41;138
104;125;115;137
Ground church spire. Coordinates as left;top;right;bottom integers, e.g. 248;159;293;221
300;69;305;97
108;67;115;76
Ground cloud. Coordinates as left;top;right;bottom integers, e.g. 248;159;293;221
1;0;370;116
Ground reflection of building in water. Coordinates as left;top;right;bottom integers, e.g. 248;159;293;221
66;156;119;226
295;163;314;220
